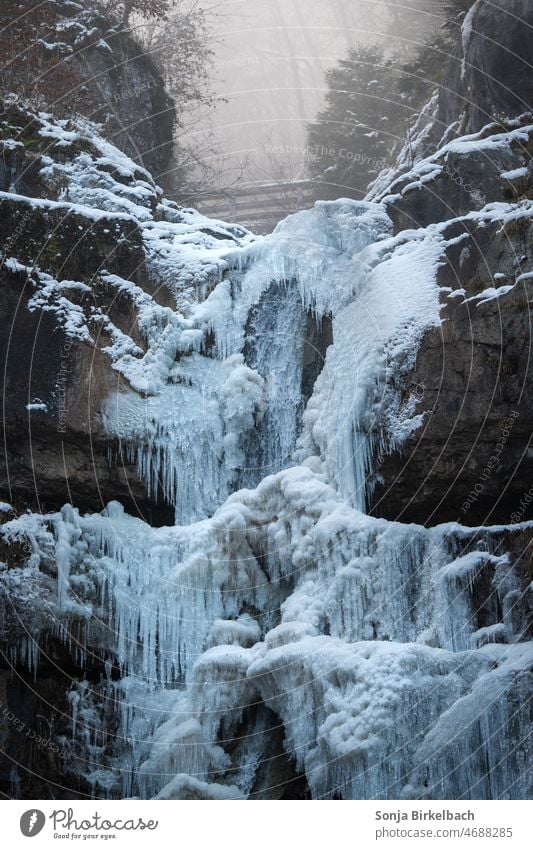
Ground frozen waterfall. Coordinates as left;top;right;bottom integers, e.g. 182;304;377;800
7;200;531;800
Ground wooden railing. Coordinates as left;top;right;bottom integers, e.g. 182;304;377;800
173;180;318;234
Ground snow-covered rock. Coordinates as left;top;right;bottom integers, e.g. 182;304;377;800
0;15;532;799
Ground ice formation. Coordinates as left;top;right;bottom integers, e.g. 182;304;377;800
1;110;531;801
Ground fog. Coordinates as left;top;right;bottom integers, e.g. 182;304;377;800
189;0;443;187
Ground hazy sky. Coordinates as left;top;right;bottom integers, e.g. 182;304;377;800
187;0;442;187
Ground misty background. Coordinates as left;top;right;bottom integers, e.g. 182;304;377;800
187;0;445;188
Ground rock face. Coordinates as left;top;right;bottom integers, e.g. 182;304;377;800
0;103;164;522
0;2;532;804
67;12;176;181
369;2;533;527
0;0;175;181
382;121;533;232
372;151;533;525
381;260;532;526
0;100;247;524
438;0;533;138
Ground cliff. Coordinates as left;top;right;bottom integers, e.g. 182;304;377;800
0;99;249;524
0;0;175;180
0;0;531;802
367;0;533;526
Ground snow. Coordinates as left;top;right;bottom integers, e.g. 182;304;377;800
461;1;480;79
155;775;244;800
0;189;136;224
2;105;531;801
501;166;528;180
373;122;533;208
438;125;532;157
466;284;515;305
1;138;23;150
16;468;529;798
39;123;80;147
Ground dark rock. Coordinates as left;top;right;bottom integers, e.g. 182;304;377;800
371;214;533;526
383;121;533;231
0;1;175;181
0;103;175;525
369;3;533;526
440;0;533;137
71;25;175;182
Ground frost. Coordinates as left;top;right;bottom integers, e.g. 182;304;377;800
18;471;530;798
461;1;479;79
466;284;515;305
26;400;48;412
501;166;528;180
2;106;531;801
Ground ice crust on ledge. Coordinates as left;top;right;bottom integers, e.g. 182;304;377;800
8;470;530;800
2;108;532;800
102;198;444;518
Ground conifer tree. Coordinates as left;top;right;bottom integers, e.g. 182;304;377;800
307;44;402;198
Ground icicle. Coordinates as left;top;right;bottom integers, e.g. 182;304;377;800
5;197;530;802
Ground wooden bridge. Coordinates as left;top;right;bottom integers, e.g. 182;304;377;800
174;179;318;235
